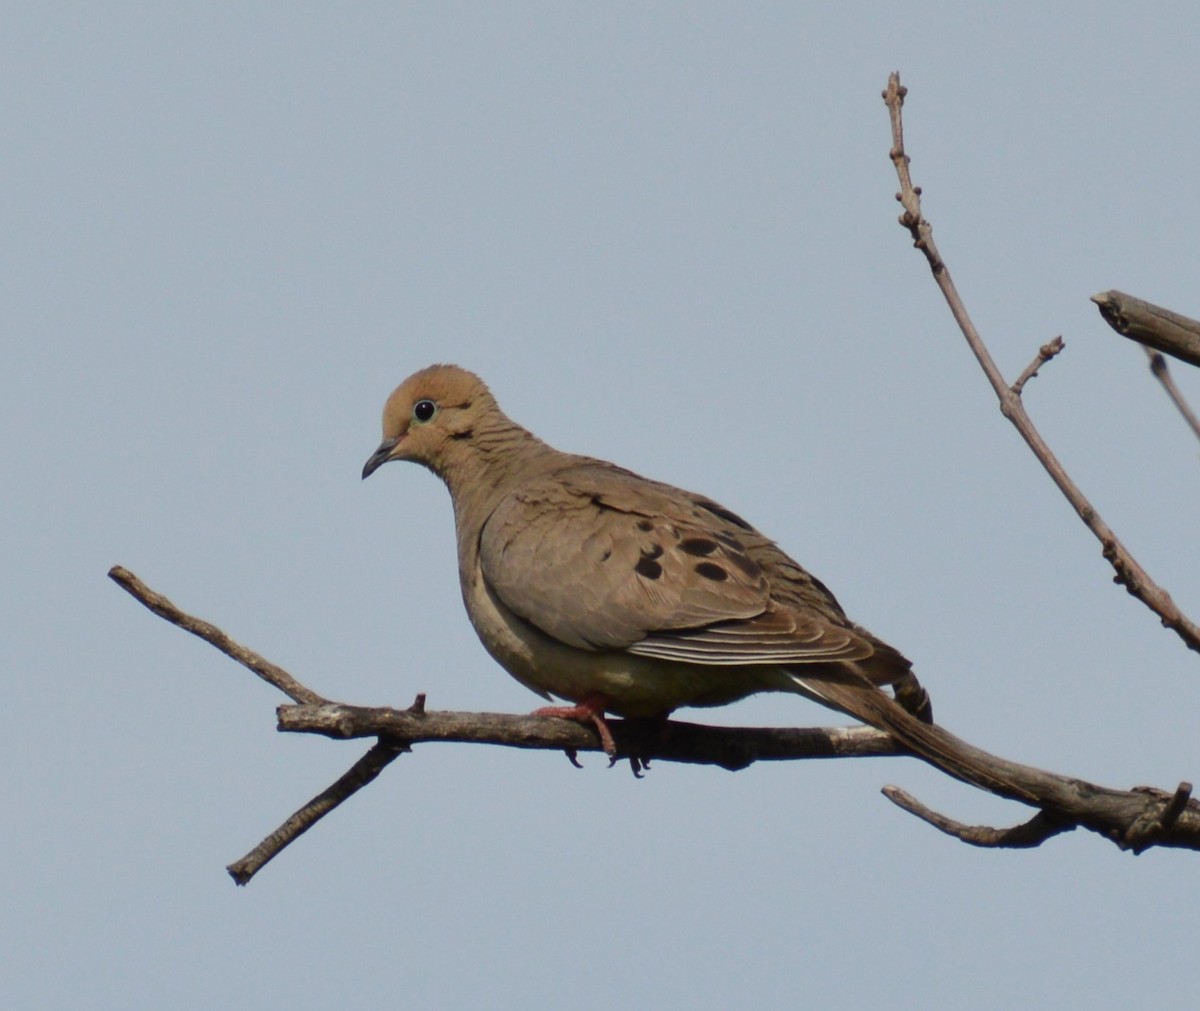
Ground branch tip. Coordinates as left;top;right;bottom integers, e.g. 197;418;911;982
226;738;407;884
1161;782;1193;830
109;565;327;705
1010;337;1065;396
1093;290;1200;369
883;787;1073;849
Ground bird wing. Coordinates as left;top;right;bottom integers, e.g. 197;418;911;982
478;462;875;665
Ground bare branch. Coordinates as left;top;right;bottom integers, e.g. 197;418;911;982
1011;337;1064;397
882;787;1075;848
227;739;408;885
232;702;904;880
277;700;904;769
1143;346;1200;443
280;699;1200;853
882;73;1200;657
110;566;1200;874
109;566;327;705
1092;289;1200;369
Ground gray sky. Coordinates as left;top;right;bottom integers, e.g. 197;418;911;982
6;4;1200;1008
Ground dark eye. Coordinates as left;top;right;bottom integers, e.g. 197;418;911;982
413;399;437;423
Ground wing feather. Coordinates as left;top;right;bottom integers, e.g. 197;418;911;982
479;462;877;666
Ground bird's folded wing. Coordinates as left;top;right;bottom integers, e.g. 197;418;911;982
629;610;872;665
478;463;875;665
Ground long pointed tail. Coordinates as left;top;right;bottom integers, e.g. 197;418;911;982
792;672;1036;802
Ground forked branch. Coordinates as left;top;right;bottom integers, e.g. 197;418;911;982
882;72;1200;656
110;566;1200;882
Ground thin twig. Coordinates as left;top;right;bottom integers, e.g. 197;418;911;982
109;566;327;704
227;739;408;884
1144;347;1200;443
1011;337;1065;396
882;73;1200;656
882;787;1075;848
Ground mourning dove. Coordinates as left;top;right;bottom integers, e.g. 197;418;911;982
363;364;1017;792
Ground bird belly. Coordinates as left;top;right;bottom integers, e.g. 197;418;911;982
463;566;778;716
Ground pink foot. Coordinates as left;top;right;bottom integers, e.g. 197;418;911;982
533;693;616;757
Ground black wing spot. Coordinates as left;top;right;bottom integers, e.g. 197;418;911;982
679;537;719;556
636;519;655;532
642;543;664;560
694;561;729;582
635;556;664;580
726;552;762;579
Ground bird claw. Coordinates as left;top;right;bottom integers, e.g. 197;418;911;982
532;693;617;758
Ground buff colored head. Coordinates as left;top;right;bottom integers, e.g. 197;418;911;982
361;364;498;479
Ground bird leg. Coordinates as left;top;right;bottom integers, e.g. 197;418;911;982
533;693;616;757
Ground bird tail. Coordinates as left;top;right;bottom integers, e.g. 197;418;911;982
790;671;1035;802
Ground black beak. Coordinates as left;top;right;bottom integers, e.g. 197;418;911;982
362;437;400;479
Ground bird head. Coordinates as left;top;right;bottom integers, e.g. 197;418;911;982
362;364;495;480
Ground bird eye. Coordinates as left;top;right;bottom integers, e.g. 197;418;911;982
412;399;437;423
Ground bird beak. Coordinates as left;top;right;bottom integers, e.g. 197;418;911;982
362;437;400;479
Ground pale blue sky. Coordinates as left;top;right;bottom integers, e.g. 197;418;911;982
5;4;1200;1008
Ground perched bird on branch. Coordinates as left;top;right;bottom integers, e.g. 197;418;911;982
363;364;1015;792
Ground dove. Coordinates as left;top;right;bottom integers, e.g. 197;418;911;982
363;364;1018;793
